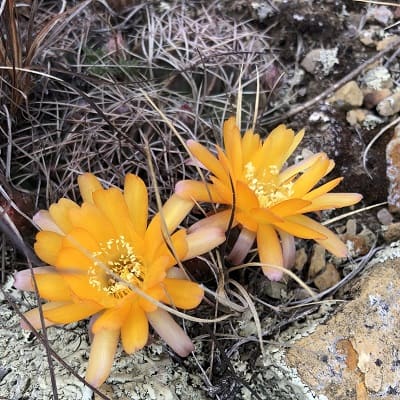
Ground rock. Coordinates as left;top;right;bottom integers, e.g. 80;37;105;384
363;89;391;109
308;244;326;280
376;35;399;51
376;208;394;226
362;66;392;90
362;113;385;130
301;48;339;76
286;259;400;400
386;127;400;210
377;91;400;116
313;262;341;291
367;5;393;25
301;49;320;74
359;29;376;47
294;248;307;272
383;222;400;243
308;111;330;123
346;109;367;126
340;220;375;257
328;81;364;107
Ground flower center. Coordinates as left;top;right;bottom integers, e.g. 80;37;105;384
244;162;294;208
88;235;144;298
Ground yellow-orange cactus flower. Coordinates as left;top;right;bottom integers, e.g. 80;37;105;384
14;173;225;388
176;117;362;281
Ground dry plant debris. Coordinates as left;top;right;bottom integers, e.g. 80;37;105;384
1;1;400;399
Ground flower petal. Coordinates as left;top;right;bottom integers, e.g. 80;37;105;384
121;302;149;354
55;247;114;307
302;177;343;200
236;181;259;210
33;211;63;234
91;299;131;334
236;210;258;232
152;229;188;266
147;308;194;356
124;174;148;237
92;187;139;242
242;129;261;166
188;209;233;233
279;152;325;183
34;231;63;265
291;154;331;198
143;256;169;290
68;203;116;244
139;285;165;313
250;208;283;224
161;279;204;309
187;140;227;181
299;193;363;213
257;224;284;281
278;229;296;269
144;195;193;261
269;199;311;217
35;271;72;301
85;328;119;388
21;302;64;330
274;215;327;239
78;173;103;204
63;227;99;254
184;227;225;260
175;180;225;203
49;198;79;234
285;129;305;159
228;227;256;265
14;267;52;291
223;117;243;176
43;299;103;324
166;267;187;279
290;215;348;257
252;125;294;172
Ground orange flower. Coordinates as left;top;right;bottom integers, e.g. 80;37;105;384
176;117;362;281
14;173;225;387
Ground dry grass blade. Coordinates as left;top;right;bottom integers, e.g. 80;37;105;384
0;0;92;112
0;0;25;111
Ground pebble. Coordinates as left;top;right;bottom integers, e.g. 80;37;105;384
294;248;308;272
359;29;376;47
340;220;375;257
328;81;364;107
377;91;400;116
362;66;392;90
313;262;341;291
367;5;393;25
386;126;400;210
383;222;400;243
308;244;326;280
375;35;399;51
301;49;321;74
346;109;367;126
301;48;338;75
363;88;391;109
376;208;394;226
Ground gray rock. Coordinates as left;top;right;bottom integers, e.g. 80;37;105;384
377;92;400;116
286;255;400;400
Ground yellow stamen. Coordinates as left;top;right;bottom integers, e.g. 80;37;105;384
244;162;294;208
89;235;145;298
